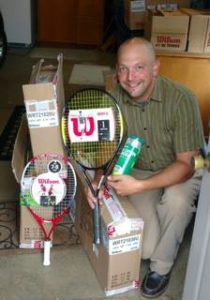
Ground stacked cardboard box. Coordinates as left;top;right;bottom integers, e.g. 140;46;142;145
75;182;144;296
181;8;210;53
22;55;65;156
13;54;66;248
124;0;147;30
145;9;190;51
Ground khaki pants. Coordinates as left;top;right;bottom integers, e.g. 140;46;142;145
128;168;203;275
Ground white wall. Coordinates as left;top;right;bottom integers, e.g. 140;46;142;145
0;0;34;45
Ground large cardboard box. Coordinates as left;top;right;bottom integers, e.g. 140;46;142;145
12;116;77;249
124;0;146;30
180;8;210;53
22;54;65;156
75;181;144;296
14;54;66;248
11;116;45;248
145;9;189;51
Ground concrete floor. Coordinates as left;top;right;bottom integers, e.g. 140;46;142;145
0;47;193;300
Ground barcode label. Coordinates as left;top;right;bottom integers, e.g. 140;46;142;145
109;234;141;255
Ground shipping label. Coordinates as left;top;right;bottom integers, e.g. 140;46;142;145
26;99;59;128
108;234;141;255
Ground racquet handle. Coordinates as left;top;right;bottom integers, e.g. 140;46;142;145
43;240;51;266
93;200;101;244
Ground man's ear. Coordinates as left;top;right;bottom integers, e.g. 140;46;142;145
115;63;120;83
153;59;160;77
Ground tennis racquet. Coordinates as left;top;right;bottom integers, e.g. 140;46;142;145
20;153;77;266
61;88;127;244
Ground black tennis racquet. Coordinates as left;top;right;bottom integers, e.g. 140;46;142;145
61;88;127;244
20;153;77;266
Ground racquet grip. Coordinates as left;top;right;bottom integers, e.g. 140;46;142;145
93;201;101;244
43;240;51;266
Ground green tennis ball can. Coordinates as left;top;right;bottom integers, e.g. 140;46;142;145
112;135;145;175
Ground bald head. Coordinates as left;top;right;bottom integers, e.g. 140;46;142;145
116;37;160;103
117;37;156;65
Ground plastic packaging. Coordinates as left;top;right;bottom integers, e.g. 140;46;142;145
112;135;145;175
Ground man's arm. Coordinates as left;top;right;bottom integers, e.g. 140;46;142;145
107;150;199;196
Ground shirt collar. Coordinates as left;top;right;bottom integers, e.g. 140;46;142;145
151;76;162;102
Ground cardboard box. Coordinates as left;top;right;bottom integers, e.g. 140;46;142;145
11;116;43;248
145;9;189;51
12;115;78;249
13;54;66;248
22;54;65;156
75;181;144;296
205;20;210;53
180;8;210;53
11;116;44;248
124;0;147;30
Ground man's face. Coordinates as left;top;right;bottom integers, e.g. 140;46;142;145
116;44;158;103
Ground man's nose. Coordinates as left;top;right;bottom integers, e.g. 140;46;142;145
127;70;135;80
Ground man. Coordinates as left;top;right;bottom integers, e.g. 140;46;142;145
87;37;205;298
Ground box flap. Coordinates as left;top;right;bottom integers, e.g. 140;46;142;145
26;53;65;118
0;161;19;201
159;9;188;17
11;116;29;183
180;8;210;16
22;82;56;101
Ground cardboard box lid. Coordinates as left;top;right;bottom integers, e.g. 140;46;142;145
180;8;210;16
152;16;189;34
147;9;189;34
159;9;188;16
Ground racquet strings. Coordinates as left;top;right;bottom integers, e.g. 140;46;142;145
62;88;124;170
21;154;76;220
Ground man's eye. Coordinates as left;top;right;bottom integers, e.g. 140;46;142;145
119;67;126;73
135;65;143;71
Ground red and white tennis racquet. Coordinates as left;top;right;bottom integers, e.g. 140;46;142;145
20;153;77;266
61;88;127;244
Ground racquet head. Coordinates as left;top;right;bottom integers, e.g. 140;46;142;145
20;153;77;222
61;88;127;171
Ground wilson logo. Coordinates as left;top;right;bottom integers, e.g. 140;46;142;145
70;117;95;136
103;186;111;200
38;178;60;184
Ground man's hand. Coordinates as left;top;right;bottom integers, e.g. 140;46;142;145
85;183;104;209
107;175;142;196
108;150;198;196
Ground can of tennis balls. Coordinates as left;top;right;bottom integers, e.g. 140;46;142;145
112;135;145;175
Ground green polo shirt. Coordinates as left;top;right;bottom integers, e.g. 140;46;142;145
112;76;204;171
